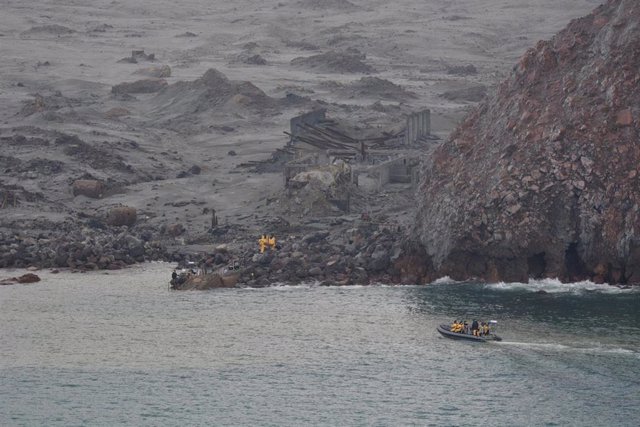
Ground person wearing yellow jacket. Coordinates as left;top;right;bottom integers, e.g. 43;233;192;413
450;320;462;333
258;235;267;253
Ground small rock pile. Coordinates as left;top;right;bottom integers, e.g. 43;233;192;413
0;223;168;270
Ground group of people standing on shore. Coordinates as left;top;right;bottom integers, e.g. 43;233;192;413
258;235;277;253
450;319;491;336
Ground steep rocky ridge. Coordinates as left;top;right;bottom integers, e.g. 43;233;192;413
412;0;640;284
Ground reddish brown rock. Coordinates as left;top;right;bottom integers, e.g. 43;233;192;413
412;0;640;285
17;273;41;283
106;206;137;226
0;273;41;285
616;109;633;126
72;179;104;198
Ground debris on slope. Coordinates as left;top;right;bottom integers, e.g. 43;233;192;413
291;50;376;74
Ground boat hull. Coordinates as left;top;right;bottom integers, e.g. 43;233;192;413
437;324;502;342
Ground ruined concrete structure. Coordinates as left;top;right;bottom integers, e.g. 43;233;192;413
404;109;431;145
284;109;430;193
352;156;421;192
289;109;327;138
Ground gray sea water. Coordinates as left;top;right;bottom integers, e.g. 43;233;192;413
1;263;639;426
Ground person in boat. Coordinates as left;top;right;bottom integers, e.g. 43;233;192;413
450;320;462;333
463;321;469;334
483;322;490;336
471;319;479;336
453;321;461;333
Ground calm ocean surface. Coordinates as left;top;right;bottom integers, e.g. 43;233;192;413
1;263;639;426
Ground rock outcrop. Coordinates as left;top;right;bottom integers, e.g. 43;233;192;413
412;0;640;284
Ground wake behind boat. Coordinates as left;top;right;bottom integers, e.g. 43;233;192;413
437;321;502;342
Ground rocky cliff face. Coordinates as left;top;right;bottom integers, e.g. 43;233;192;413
412;0;640;284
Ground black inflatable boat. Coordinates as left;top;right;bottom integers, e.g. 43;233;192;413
437;324;502;342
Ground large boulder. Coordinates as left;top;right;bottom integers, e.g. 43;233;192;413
72;179;104;198
412;0;640;285
180;273;238;290
106;206;137;227
0;273;41;285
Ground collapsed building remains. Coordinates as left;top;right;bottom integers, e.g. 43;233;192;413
284;109;432;195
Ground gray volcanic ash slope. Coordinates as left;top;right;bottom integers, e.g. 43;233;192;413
411;0;640;285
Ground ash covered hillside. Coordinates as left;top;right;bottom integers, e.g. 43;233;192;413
412;0;640;284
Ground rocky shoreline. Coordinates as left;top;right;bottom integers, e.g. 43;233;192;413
4;209;637;288
0;214;426;287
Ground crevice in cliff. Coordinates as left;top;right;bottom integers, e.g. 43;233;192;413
564;242;588;281
527;252;546;279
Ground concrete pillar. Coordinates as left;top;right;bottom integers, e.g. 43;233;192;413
404;116;410;145
404;109;431;144
423;110;431;135
411;114;418;144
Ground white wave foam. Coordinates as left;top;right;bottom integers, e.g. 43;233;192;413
486;278;638;294
431;276;462;285
497;341;639;357
270;282;315;289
